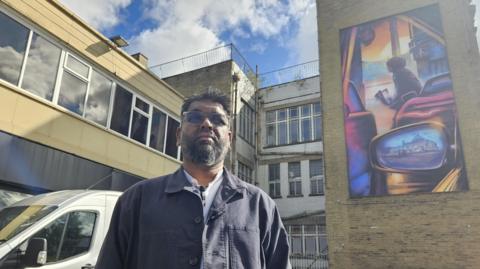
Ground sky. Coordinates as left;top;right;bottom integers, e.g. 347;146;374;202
58;0;318;75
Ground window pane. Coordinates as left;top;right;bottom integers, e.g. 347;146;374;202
165;117;179;158
66;55;89;78
302;118;311;141
278;109;287;121
266;111;275;123
314;115;322;140
289;107;298;119
310;159;323;176
278;122;287;145
58;71;88;115
288;162;301;179
301;104;311;117
130;111;148;144
135;97;149;113
289;119;299;143
268;163;280;181
319;235;328;253
58;211;96;260
313;102;321;115
291;236;302;254
0;11;29;85
21;33;61;101
266;124;276;146
85;70;112;126
110;85;133;136
32;214;68;262
305;236;317;255
149;108;167;152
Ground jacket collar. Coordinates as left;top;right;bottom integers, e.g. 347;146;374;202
164;166;247;194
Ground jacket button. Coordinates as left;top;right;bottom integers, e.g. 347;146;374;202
194;216;202;224
189;256;199;265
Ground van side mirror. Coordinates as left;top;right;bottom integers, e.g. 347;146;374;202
23;237;47;266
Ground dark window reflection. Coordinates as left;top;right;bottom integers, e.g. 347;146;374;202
0;11;29;85
130;111;148;144
110;86;133;136
150;108;167;152
165;117;179;158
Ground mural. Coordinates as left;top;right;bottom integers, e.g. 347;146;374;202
340;5;468;197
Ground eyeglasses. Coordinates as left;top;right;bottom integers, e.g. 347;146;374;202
182;111;229;126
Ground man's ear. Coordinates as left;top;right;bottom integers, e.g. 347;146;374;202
176;126;182;147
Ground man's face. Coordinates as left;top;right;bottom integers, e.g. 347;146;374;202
177;100;232;167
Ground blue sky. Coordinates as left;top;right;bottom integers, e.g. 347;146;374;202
58;0;318;75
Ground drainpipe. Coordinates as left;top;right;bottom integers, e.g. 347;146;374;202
232;72;240;175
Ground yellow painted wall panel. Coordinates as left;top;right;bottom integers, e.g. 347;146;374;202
0;85;18;129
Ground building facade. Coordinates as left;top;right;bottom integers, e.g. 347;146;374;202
317;0;480;268
0;0;183;196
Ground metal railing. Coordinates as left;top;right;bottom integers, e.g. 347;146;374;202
290;253;329;269
259;60;319;88
149;44;255;81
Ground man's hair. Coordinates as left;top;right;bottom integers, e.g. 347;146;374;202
386;56;406;71
181;88;231;116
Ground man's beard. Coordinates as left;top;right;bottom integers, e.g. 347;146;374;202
181;133;229;166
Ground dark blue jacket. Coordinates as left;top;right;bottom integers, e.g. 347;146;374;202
96;167;291;269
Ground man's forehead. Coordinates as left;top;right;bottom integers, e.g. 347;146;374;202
187;100;226;113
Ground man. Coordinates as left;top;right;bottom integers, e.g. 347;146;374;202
96;89;291;269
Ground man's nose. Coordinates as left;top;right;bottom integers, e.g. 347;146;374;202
199;116;213;129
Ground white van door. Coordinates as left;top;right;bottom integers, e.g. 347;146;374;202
0;209;103;269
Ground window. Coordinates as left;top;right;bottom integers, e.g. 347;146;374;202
110;85;133;136
287;225;328;256
165;117;179;158
239;101;255;145
288;162;302;196
268;163;281;198
310;159;324;195
265;102;321;147
58;54;90;115
130;97;150;144
84;70;113;126
149;108;167;152
21;33;61;100
238;162;253;183
0;11;29;85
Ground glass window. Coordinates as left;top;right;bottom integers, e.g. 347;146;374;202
291;236;302;255
289;107;298;119
266;111;276;123
288;162;302;196
0;11;29;85
290;119;299;143
165;117;179;158
58;211;96;260
130;111;149;144
266;124;276;146
278;121;287;145
84;70;112;126
135;98;149;113
33;214;68;262
278;109;287;121
66;54;89;79
268;163;281;198
238;162;253;183
58;71;88;115
313;103;321;115
310;159;324;195
149;108;167;152
302;118;311;141
21;33;61;101
314;115;322;140
305;236;317;255
110;85;133;136
301;104;311;117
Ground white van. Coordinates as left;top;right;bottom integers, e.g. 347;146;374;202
0;190;121;269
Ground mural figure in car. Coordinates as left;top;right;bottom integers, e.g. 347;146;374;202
340;4;468;197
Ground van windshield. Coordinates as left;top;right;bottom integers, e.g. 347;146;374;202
0;205;57;243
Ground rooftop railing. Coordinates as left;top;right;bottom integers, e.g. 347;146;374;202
150;44;255;82
259;60;319;88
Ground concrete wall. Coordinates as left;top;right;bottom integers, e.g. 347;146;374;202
257;76;323;218
0;0;182;179
317;0;480;268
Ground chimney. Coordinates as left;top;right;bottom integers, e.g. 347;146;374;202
131;52;148;68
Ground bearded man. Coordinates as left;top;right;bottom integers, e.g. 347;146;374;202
96;89;291;269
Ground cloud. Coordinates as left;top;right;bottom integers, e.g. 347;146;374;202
60;0;132;30
286;1;319;65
